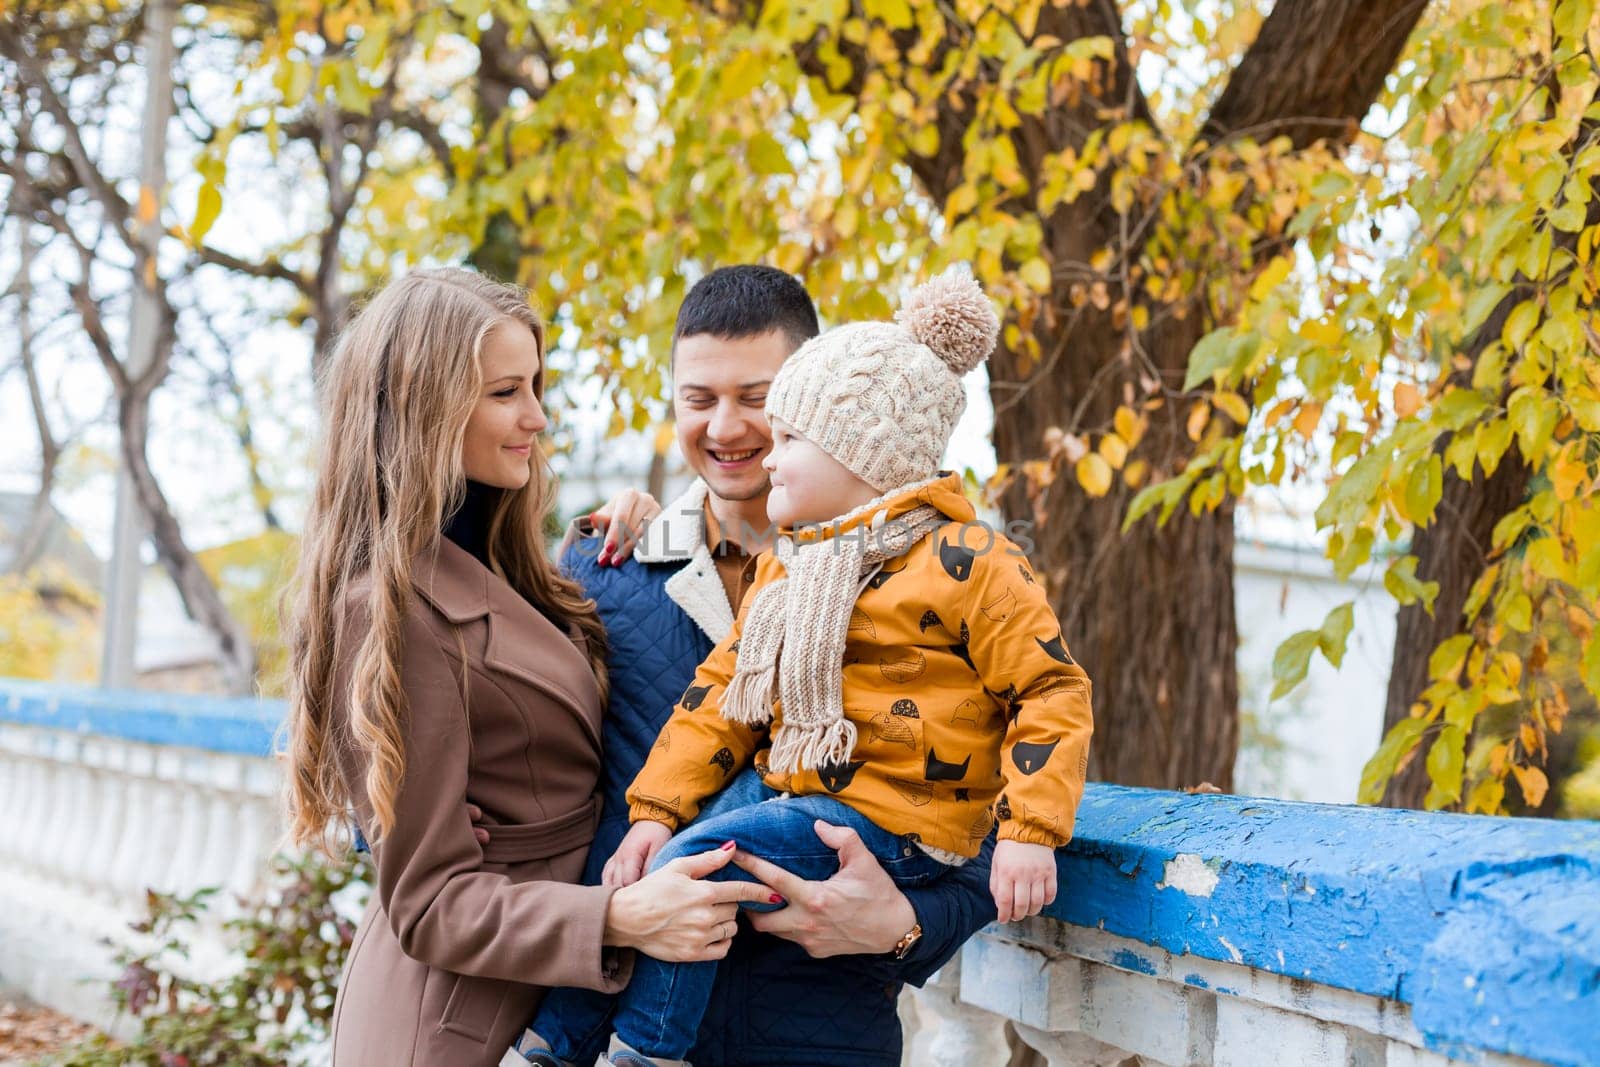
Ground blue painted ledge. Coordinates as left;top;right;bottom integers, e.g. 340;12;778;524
4;679;1596;1064
0;678;282;756
1054;784;1600;1066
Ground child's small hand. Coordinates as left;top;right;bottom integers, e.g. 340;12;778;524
991;840;1057;923
604;821;673;887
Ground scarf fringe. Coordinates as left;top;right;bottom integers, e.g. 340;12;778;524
768;718;859;775
721;663;777;726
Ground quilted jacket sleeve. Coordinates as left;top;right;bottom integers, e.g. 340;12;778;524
894;831;998;986
625;555;781;829
965;541;1094;847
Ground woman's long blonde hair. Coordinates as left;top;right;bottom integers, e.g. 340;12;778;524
284;268;608;852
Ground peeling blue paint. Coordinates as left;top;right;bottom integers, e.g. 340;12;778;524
1043;784;1600;1067
0;679;279;756
1110;948;1158;976
1182;973;1209;989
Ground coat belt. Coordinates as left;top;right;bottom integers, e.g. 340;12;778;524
479;796;601;863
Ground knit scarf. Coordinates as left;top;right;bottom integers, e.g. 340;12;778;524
721;502;947;774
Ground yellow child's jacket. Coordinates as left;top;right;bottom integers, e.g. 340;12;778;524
626;473;1093;856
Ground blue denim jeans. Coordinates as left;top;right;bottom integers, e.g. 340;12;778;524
529;768;952;1061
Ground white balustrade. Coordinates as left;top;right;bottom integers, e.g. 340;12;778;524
0;717;281;1027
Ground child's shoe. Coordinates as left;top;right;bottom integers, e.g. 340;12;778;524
597;1033;691;1067
501;1028;574;1067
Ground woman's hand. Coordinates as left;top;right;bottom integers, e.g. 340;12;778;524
590;488;662;566
603;842;777;962
603;820;672;887
732;820;917;958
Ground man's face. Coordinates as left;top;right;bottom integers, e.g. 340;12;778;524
673;329;794;504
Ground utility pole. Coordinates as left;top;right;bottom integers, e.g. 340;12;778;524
100;0;174;688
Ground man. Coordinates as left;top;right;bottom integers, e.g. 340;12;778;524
563;266;996;1067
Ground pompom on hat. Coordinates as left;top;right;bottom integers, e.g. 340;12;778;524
766;267;1000;493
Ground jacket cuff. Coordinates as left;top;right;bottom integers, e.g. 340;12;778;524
627;803;682;832
998;822;1070;849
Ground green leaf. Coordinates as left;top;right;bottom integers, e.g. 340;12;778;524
1270;629;1321;699
1582;633;1600;703
1434;388;1490;430
1428;634;1474;683
1122;480;1174;532
1315;450;1387;528
1476;417;1513;476
864;0;914;29
1464;283;1511;336
1359;716;1431;804
1405;452;1443;526
1385;555;1439;612
1317;602;1355;668
747;133;792;176
1423;724;1467;808
1183;328;1235;391
1508;386;1558;464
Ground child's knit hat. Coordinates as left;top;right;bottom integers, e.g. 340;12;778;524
766;268;1000;492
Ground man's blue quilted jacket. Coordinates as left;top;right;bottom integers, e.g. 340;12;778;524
561;534;997;1067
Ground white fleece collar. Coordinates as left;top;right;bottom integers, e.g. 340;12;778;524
635;479;711;563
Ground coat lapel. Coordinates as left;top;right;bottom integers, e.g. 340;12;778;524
413;539;603;751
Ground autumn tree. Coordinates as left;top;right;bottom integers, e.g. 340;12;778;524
232;0;1597;807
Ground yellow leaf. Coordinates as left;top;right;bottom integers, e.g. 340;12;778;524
946;184;979;218
1114;405;1145;448
1394;382;1422;419
1123;458;1148;488
191;182;223;245
1186;400;1211;442
1098;433;1128;469
1263;397;1296;428
1248;255;1293;302
1510;763;1549;808
1213;390;1250;425
1292;402;1323;438
1550;443;1588;501
1076;453;1113;497
1019;257;1052;292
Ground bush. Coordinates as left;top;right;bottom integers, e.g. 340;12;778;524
39;851;368;1067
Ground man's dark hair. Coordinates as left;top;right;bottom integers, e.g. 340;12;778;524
673;265;820;352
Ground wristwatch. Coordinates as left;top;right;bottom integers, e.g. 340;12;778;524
891;921;923;960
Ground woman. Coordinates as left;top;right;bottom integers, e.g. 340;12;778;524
283;268;771;1066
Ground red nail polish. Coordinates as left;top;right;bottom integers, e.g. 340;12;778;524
769;893;785;904
721;840;736;851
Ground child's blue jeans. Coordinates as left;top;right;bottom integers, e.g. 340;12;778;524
529;767;952;1061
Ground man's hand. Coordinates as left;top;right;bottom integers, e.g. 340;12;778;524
604;820;674;887
731;820;916;958
991;839;1056;923
590;488;662;566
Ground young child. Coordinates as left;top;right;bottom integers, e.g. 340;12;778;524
509;270;1094;1067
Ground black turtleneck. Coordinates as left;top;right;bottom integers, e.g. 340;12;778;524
442;479;500;570
443;480;563;628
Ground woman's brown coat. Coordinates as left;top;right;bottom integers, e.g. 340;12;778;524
329;538;629;1066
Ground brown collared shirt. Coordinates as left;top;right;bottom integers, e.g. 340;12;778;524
703;500;761;613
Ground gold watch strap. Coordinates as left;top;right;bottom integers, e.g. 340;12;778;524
892;922;923;960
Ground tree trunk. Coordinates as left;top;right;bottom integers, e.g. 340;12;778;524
896;0;1423;789
7;212;62;577
122;371;258;694
1381;111;1600;808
